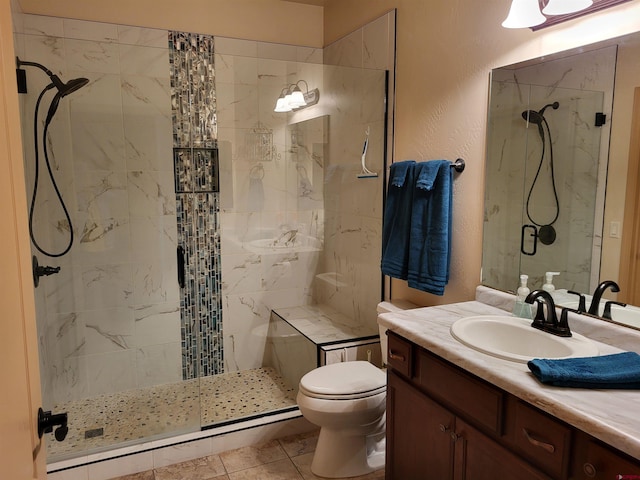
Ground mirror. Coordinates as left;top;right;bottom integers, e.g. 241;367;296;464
483;31;640;329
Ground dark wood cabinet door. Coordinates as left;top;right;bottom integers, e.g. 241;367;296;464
453;419;552;480
386;371;455;480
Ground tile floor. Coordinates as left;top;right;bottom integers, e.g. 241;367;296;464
110;431;385;480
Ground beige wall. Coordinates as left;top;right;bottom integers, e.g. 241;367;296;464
324;0;640;306
17;0;323;47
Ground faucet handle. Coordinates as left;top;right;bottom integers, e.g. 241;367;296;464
567;290;586;313
557;308;576;337
530;299;547;330
602;301;627;320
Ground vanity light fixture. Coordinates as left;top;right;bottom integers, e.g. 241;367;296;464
273;80;320;113
502;0;546;28
502;0;626;29
542;0;593;15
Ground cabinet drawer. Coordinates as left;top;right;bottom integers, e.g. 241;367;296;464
575;438;640;479
387;332;412;378
505;398;571;479
417;349;503;434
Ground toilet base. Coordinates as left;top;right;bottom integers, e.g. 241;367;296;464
311;428;385;478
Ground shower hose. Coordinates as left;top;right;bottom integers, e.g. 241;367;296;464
29;86;74;258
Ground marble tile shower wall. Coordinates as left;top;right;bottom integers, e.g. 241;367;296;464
484;47;616;294
15;15;180;404
214;38;326;373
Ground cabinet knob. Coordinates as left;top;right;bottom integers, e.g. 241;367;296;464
450;432;460;442
583;462;597;478
438;424;450;433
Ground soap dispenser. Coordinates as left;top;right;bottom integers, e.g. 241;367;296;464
542;272;560;292
513;274;532;319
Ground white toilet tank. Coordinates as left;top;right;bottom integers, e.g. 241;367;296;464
377;300;417;365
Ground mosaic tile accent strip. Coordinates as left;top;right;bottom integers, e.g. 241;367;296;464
169;31;223;379
176;192;223;379
169;31;217;149
46;368;296;461
173;147;220;193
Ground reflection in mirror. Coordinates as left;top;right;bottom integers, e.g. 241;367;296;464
483;46;616;294
483;31;640;330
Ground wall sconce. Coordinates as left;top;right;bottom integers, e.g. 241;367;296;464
502;0;630;30
273;80;320;113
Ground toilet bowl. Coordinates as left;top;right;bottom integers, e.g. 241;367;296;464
296;300;415;478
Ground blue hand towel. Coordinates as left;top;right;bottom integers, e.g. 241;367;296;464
527;352;640;389
407;160;453;295
381;161;417;280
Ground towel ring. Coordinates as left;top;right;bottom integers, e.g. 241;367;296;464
250;163;265;180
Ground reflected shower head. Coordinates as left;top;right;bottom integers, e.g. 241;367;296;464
521;101;560;124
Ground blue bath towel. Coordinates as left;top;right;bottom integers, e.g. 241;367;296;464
527;352;640;389
407;160;453;295
381;161;417;280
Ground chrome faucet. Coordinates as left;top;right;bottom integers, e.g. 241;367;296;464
525;290;572;337
588;280;620;316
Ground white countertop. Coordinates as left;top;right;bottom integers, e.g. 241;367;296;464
377;292;640;460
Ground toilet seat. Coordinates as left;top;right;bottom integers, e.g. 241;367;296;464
299;361;386;400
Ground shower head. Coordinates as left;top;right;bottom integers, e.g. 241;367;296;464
16;57;89;98
522;110;544;125
521;101;560;124
51;75;89;97
44;77;89;124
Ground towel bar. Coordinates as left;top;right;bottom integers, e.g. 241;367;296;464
450;158;465;173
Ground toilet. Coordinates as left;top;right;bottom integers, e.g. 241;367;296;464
296;300;415;478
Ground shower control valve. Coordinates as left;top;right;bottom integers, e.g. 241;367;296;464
38;407;68;442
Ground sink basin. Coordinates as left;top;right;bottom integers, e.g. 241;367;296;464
450;315;599;363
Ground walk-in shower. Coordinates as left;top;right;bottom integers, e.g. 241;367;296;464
14;13;392;466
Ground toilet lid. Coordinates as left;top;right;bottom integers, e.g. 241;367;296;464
299;361;386;399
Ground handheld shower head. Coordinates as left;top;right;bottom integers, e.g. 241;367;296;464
44;77;89;124
52;75;89;97
521;102;560;124
16;57;89;98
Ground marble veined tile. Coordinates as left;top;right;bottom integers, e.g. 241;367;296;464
119;44;170;77
63;18;118;43
118;26;168;48
127;171;176;217
23;14;64;37
65;39;120;74
79;263;133;310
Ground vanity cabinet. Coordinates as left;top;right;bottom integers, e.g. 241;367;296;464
385;331;640;480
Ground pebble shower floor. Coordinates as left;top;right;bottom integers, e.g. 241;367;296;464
46;367;296;460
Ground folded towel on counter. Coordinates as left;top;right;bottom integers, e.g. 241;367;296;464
407;160;453;296
527;352;640;389
381;160;417;280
